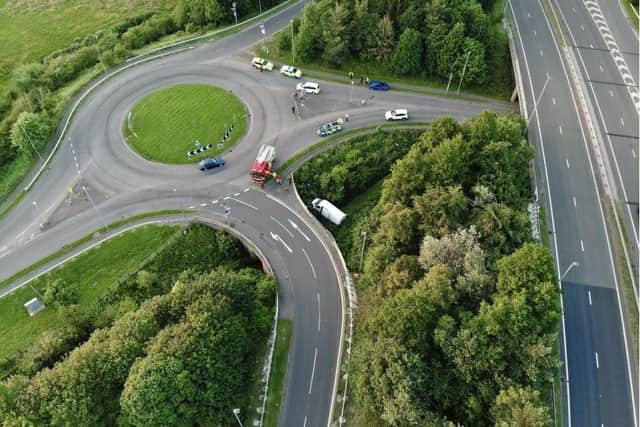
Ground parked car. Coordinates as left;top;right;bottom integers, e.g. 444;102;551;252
368;80;390;91
385;109;409;121
317;121;342;137
199;157;225;171
296;81;321;94
251;57;274;71
280;65;302;78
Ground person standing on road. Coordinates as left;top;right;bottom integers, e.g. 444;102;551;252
345;113;349;122
292;105;296;115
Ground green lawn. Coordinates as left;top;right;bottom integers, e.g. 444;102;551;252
0;0;174;88
264;319;292;427
0;224;177;361
125;84;247;164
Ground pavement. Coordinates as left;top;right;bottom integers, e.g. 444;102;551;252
0;1;509;425
509;0;637;425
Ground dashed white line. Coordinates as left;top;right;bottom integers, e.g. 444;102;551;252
599;65;604;73
559;126;563;135
595;352;600;369
234;192;240;196
200;203;207;207
533;30;537;36
303;248;317;279
580;240;585;252
228;197;258;210
566;158;571;168
540;49;544;57
243;188;250;192
632;149;636;159
303;416;307;427
317;292;321;332
546;72;550;80
588;290;592;305
309;347;318;394
610;89;614;97
573;196;577;207
552;97;557;105
271;216;294;237
620;117;625;127
580;24;585;30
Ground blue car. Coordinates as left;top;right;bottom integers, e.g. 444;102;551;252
199;157;225;171
368;80;390;91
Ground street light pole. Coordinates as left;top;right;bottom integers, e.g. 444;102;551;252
23;125;44;161
456;50;472;95
359;231;367;272
231;2;238;25
349;80;354;104
525;75;551;133
560;261;579;280
291;19;295;65
258;0;262;15
232;408;244;427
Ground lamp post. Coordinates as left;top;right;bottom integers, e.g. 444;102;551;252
291;19;295;65
560;261;579;280
525;74;551;134
456;50;472;95
232;408;244;427
231;2;238;25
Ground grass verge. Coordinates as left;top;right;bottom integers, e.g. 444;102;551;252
276;122;429;175
621;0;639;29
263;319;292;427
0;209;194;291
0;224;178;361
124;84;246;164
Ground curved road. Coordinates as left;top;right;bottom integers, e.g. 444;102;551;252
0;2;512;426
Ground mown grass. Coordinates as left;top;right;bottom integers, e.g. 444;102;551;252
0;224;177;361
264;319;292;427
124;84;247;164
0;0;174;88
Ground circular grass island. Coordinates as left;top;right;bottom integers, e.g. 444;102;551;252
123;84;247;164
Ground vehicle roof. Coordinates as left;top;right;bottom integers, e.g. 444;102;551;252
303;81;319;87
393;109;408;114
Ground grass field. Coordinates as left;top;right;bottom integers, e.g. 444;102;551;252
0;0;174;87
264;319;292;427
0;224;177;361
125;84;247;164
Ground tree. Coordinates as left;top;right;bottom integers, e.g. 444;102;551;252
413;185;468;238
367;15;395;63
379;255;423;297
295;2;323;62
392;28;423;75
13;63;44;94
351;0;374;55
492;386;551;427
10;112;51;157
321;2;350;66
43;279;78;306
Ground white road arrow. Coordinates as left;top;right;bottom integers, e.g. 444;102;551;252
288;219;311;242
270;232;292;253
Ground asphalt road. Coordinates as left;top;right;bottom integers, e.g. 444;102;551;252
509;0;637;426
0;1;508;425
551;0;639;279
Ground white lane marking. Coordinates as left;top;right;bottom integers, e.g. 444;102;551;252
534;30;537;36
599;65;604;73
211;200;218;204
566;158;571;168
580;240;585;252
317;292;321;332
590;43;594;48
228;197;258;210
270;232;292;253
620;117;625;127
303;416;307;427
234;192;240;196
610;89;614;97
573;196;577;207
559;125;564;135
309;347;318;394
200;203;207;207
632;149;636;159
303;248;317;279
528;12;531;17
580;24;585;30
595;352;599;369
546;72;550;80
588;290;592;305
243;188;250;192
270;216;294;237
552;97;557;105
288;219;311;242
540;49;544;57
223;196;230;200
188;206;195;209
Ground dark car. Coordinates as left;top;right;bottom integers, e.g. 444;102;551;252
368;80;390;91
317;121;342;137
199;157;225;171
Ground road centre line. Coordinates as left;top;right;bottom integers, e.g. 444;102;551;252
309;347;318;394
632;149;636;159
271;216;294;237
595;352;599;369
559;125;564;134
566;158;571;168
303;248;317;279
580;240;585;252
553;97;557;105
620;117;624;126
573;196;577;206
228;197;258;210
317;292;321;332
588;290;592;305
288;219;311;242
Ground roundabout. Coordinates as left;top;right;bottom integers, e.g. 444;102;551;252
124;83;247;164
0;2;514;425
